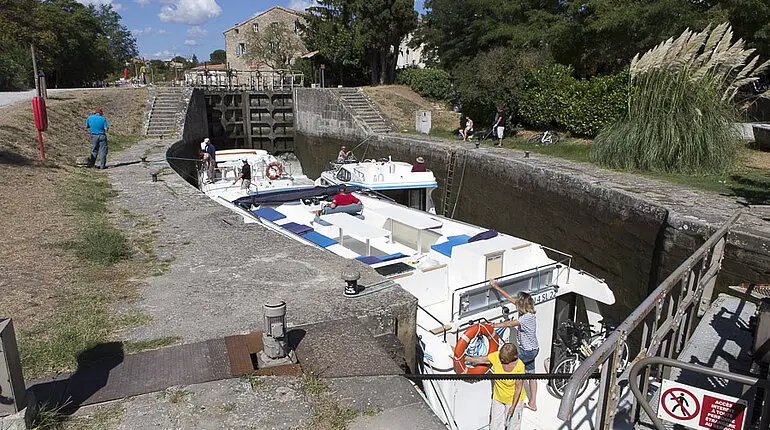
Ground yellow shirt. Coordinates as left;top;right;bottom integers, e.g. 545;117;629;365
488;351;527;404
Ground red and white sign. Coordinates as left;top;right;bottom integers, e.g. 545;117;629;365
658;379;747;430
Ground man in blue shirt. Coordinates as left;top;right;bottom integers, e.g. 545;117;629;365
85;108;109;169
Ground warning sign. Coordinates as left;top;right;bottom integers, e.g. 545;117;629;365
658;380;748;430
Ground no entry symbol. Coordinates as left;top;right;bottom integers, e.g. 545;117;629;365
661;387;700;421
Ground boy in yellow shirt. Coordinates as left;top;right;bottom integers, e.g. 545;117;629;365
466;343;526;430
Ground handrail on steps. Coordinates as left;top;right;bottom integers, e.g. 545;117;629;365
556;209;744;428
628;356;770;430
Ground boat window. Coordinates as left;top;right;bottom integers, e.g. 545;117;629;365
336;168;351;182
407;189;425;210
485;253;503;280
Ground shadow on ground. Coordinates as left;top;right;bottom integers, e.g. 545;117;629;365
25;342;124;427
0;149;34;166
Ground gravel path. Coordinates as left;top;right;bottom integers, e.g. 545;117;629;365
0;88;106;108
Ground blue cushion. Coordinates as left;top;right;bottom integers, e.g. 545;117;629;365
252;207;286;222
282;222;313;235
302;231;338;248
356;255;382;264
379;253;405;262
431;235;471;257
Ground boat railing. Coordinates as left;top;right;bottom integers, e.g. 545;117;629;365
556;209;743;428
450;262;563;321
539;245;573;283
418;304;449;342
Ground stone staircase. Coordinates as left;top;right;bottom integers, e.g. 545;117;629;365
336;88;392;133
146;87;186;137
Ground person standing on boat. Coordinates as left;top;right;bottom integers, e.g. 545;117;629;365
337;145;351;162
233;159;251;189
492;281;539;411
85;108;109;169
200;138;216;183
465;343;526;430
411;156;427;172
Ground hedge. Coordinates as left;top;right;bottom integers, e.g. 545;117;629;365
519;66;631;137
395;68;452;101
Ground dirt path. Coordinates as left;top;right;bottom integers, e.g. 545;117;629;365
0;88;148;377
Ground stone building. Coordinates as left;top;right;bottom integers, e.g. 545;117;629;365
223;6;306;71
397;33;425;69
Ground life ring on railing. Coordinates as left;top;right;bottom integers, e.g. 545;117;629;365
453;323;502;374
266;162;283;180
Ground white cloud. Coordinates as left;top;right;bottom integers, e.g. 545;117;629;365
76;0;123;10
134;0;150;5
132;27;153;37
157;29;168;35
187;26;208;37
159;0;222;26
184;39;198;46
147;50;174;60
288;0;313;12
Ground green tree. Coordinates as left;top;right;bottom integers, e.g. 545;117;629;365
353;0;417;84
191;54;199;67
245;21;303;69
209;49;226;65
302;0;366;86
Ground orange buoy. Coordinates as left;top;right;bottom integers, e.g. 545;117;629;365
453;323;501;374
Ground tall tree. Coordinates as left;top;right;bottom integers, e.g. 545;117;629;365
245;21;303;69
209;49;227;65
191;54;199;67
302;0;366;86
353;0;417;84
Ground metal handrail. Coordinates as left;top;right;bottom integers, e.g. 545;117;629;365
628;356;768;430
556;209;743;426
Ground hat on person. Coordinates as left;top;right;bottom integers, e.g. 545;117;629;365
95;108;103;114
416;156;425;163
242;159;249;163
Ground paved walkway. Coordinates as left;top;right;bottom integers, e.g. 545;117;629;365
0;88;107;108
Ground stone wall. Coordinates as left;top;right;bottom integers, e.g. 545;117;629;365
167;88;209;187
294;88;770;319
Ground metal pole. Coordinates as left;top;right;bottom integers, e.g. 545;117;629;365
30;45;39;96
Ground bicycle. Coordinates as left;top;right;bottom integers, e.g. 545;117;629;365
527;130;561;145
547;319;629;399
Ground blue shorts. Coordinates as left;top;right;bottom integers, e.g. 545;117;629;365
519;347;539;373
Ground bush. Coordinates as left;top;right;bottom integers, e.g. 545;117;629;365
556;72;630;137
518;64;575;129
395;68;453;100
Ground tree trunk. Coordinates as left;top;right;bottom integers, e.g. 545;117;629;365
369;50;380;86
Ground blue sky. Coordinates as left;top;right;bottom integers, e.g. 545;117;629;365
76;0;426;62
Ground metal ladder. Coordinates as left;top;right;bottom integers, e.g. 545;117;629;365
442;151;457;217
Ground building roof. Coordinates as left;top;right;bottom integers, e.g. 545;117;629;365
189;64;227;71
223;6;304;34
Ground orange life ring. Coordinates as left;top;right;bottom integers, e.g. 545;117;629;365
266;162;283;180
453;323;502;374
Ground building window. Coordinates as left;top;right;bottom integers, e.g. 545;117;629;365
253;23;258;32
293;20;299;34
234;28;239;34
236;43;246;57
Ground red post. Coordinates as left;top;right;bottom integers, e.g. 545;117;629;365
37;130;45;161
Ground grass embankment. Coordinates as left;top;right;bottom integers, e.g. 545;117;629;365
0;88;176;382
365;85;770;205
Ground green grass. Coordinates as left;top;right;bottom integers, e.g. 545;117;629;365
108;134;145;153
299;372;359;429
123;336;181;354
63;404;126;430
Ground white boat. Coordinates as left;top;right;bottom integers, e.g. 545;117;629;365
199;149;314;203
315;157;438;213
203;155;619;429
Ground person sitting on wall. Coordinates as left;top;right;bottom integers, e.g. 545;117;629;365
412;156;427;172
319;186;363;215
460;116;474;141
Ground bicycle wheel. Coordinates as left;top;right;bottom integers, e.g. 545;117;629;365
550;132;561;144
589;337;629;374
527;133;544;144
549;355;588;399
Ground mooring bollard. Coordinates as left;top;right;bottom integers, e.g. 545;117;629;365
341;267;361;296
141;156;147;163
151;172;158;182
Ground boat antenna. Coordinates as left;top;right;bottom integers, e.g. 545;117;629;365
349;135;373;160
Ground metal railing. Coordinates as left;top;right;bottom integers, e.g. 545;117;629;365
185;69;304;91
628;356;770;430
556;209;744;428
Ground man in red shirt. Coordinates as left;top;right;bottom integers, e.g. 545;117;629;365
320;186;362;215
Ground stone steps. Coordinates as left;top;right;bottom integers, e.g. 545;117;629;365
146;88;186;136
334;88;391;133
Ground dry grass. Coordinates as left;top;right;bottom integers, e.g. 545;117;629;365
363;85;460;134
0;88;163;379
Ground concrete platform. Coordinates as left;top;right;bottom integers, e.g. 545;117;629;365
31;136;441;428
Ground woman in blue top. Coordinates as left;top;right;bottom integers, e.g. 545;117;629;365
491;279;539;411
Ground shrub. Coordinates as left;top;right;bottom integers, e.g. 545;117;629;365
556;72;631;137
395;68;452;100
591;23;769;173
518;64;574;129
